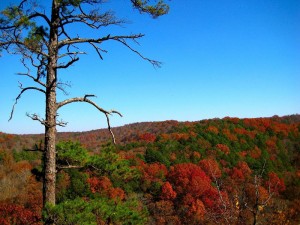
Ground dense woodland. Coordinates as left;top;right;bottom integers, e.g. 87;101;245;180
0;115;299;224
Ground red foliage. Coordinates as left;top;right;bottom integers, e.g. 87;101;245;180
249;146;261;159
161;182;177;200
224;117;240;124
199;158;222;179
169;153;177;162
141;162;168;182
202;187;229;213
171;133;190;141
206;126;219;134
0;203;41;225
109;187;125;201
139;133;156;143
182;194;206;222
245;184;269;204
216;144;230;155
266;137;277;152
88;176;126;201
234;127;256;139
265;172;286;194
239;151;247;158
192;151;201;159
230;167;245;181
87;176;112;194
168;163;212;198
160;132;190;141
230;161;252;182
148;200;180;225
222;128;238;141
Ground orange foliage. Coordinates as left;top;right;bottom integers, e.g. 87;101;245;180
245;184;269;204
239;151;247;158
199;158;222;179
87;176;112;194
234;127;256;139
141;162;168;182
230;162;252;182
222;128;238;141
206;126;219;134
0;203;41;225
161;182;177;200
109;187;125;201
249;146;261;159
224;117;240;124
192;151;201;160
266;137;277;152
148;200;180;225
169;153;177;162
171;133;190;141
265;172;286;194
202;187;230;214
139;133;156;143
87;176;125;200
182;194;206;222
168;163;211;198
216;144;230;155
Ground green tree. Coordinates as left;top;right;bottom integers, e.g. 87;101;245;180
56;141;89;168
0;0;169;212
44;197;148;225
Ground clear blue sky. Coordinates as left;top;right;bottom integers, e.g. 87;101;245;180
0;0;299;134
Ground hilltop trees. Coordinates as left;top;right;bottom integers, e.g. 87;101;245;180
0;116;299;223
0;0;169;212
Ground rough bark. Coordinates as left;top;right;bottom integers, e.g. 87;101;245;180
43;0;59;207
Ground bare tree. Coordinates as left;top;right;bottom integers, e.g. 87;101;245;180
0;0;169;209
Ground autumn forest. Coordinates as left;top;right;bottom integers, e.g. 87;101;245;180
0;115;299;224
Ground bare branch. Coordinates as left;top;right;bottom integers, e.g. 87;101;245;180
56;119;68;127
57;80;71;95
26;113;47;126
57;165;84;170
58;52;87;59
57;33;161;67
57;95;122;144
17;58;46;87
56;57;79;69
117;38;161;67
28;12;51;26
9;83;46;121
58;33;144;48
89;42;107;60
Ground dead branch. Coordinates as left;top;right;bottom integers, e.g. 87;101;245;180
56;165;84;170
26;113;47;126
56;57;80;69
58;33;144;48
57;95;122;144
17;57;46;87
116;38;161;67
9;84;46;121
89;42;107;60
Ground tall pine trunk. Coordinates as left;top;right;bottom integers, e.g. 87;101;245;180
43;0;59;207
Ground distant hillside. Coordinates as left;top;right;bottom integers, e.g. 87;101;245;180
1;115;299;152
1;114;300;224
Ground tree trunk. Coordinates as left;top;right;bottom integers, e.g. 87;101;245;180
43;71;57;206
43;0;59;208
252;211;258;225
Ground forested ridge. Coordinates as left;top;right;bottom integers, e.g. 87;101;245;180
0;115;299;224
